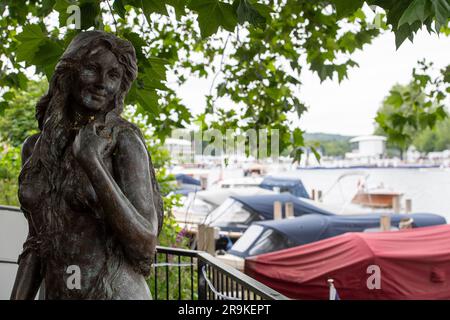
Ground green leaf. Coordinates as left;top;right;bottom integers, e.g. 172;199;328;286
293;128;304;146
32;40;64;79
386;90;404;107
188;0;238;37
232;0;269;26
165;0;186;18
0;101;8;116
333;0;365;19
2;91;15;101
431;0;450;25
113;0;127;19
141;0;168;24
15;24;46;62
217;83;227;97
398;0;432;27
394;21;421;48
310;146;321;162
136;88;159;113
38;0;56;16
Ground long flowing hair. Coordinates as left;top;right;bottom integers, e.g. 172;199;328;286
19;31;163;297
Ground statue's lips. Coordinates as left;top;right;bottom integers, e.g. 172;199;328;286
88;90;107;101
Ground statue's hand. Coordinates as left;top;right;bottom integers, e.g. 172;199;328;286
73;122;111;166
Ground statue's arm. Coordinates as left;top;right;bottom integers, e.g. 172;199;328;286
10;134;43;300
74;127;158;275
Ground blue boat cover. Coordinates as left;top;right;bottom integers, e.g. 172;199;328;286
175;174;201;186
173;188;198;196
255;213;447;246
259;176;309;198
231;194;333;220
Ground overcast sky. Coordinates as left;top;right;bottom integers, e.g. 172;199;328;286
174;29;449;137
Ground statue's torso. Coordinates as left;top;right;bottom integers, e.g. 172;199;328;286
18;132;151;300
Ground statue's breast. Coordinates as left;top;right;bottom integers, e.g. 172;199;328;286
18;170;47;215
18;149;114;226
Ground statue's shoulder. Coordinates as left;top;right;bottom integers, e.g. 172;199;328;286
111;117;146;147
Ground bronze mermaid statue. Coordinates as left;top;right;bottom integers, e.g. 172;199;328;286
10;31;164;300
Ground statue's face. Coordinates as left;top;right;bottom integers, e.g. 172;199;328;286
74;46;123;112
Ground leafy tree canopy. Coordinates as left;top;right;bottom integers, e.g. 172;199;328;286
413;116;450;152
0;0;449;161
375;60;449;155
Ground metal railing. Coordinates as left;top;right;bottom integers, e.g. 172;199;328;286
151;246;288;300
1;247;288;300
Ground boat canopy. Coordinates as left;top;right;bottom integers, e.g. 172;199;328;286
256;212;446;245
245;223;450;299
259;176;309;199
196;187;274;208
175;173;201;186
228;213;447;258
231;194;333;220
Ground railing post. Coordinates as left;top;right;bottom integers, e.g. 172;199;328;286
197;258;207;300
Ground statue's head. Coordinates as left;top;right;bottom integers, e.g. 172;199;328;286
37;31;138;129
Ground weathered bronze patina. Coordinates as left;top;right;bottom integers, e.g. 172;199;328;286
10;31;164;300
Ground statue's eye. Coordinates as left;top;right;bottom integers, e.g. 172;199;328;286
84;64;97;72
109;71;120;79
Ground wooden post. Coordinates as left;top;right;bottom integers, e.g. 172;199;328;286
198;224;215;255
274;201;282;220
405;199;412;214
380;215;391;231
197;224;206;251
392;196;401;213
311;189;316;201
200;176;208;190
317;190;323;202
285;202;294;218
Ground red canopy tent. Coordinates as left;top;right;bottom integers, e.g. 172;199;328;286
245;224;450;299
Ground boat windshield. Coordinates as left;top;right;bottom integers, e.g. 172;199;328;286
206;199;252;225
181;193;213;216
248;229;292;257
230;225;264;253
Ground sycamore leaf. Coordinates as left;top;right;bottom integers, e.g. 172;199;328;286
398;0;432;27
293;128;304;146
127;83;160;114
136;88;160;114
232;0;269;26
310;146;321;162
431;0;450;25
15;24;46;63
332;0;365;19
141;0;168;24
113;0;127;19
32;40;64;79
165;0;186;18
188;0;238;37
395;20;422;48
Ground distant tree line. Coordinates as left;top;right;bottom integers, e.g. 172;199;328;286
304;133;352;158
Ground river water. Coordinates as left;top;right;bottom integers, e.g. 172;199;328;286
280;168;450;220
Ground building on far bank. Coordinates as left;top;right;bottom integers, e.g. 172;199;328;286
346;135;386;163
164;138;194;163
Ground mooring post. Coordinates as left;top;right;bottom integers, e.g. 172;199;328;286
274;201;282;220
285;202;294;218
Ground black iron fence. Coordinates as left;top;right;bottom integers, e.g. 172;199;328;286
1;246;288;300
150;246;288;300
